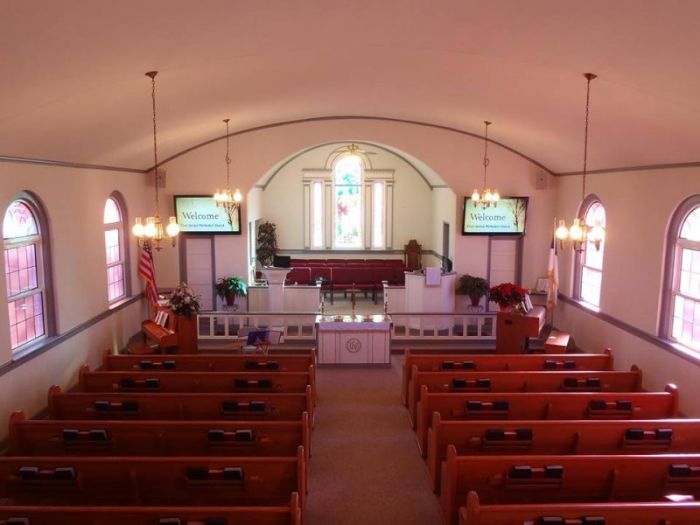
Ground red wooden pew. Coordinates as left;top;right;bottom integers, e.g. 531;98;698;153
415;385;680;454
9;410;311;460
408;366;643;427
459;490;700;525
48;385;314;423
78;364;314;395
0;494;302;525
427;414;700;492
402;349;614;404
441;448;700;525
0;448;306;509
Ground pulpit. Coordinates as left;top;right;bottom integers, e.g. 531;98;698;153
495;306;546;354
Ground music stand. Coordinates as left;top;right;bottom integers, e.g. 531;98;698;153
245;329;283;354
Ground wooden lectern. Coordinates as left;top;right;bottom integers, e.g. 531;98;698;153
495;306;546;354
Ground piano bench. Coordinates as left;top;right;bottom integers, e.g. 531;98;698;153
126;342;158;355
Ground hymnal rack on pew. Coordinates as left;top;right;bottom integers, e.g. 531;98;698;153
140;306;178;353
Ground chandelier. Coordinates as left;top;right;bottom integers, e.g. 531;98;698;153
132;71;179;250
213;118;242;223
471;121;500;208
555;73;606;252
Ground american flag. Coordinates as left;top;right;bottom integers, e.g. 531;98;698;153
546;235;559;310
138;244;159;306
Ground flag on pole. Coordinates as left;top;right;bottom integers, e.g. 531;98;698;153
138;244;159;306
546;236;559;311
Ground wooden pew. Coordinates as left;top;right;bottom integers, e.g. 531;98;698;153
408;366;643;426
427;415;700;492
0;447;306;509
48;385;314;423
0;493;302;525
402;349;614;405
459;491;700;525
441;448;700;525
415;385;680;455
103;352;316;373
9;410;311;460
78;364;314;395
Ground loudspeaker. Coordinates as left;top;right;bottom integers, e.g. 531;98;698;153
535;171;549;190
146;168;167;188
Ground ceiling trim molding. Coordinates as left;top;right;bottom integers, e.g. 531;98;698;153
0;155;143;174
259;140;434;191
557;160;700;177
153;115;557;175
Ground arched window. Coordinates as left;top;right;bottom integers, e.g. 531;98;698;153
333;155;363;248
576;198;606;307
3;198;49;350
663;196;700;352
104;196;127;303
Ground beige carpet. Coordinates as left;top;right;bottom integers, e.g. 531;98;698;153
305;355;443;525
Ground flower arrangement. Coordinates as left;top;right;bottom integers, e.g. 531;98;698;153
488;282;528;311
168;283;201;317
456;274;489;305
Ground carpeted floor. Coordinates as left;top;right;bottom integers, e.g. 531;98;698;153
305;355;443;525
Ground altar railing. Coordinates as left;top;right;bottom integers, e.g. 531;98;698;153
389;311;497;340
197;311;318;341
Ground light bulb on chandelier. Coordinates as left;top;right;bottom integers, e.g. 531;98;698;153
554;73;606;253
471;121;500;208
132;71;179;250
212;118;243;225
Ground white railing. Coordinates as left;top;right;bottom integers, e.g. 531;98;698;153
198;311;318;341
390;311;497;340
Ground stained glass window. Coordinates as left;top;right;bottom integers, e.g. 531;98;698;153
671;204;700;351
579;201;606;307
3;199;45;350
104;197;126;303
334;155;363;248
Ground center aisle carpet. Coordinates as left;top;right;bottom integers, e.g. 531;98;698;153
305;356;442;525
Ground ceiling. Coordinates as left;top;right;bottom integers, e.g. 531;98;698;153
2;0;700;173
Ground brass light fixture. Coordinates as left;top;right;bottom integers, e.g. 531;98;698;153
555;73;606;252
471;121;500;208
132;71;179;250
213;118;242;223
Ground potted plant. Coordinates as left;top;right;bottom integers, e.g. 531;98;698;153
215;275;248;306
256;221;278;267
488;282;528;312
456;274;489;306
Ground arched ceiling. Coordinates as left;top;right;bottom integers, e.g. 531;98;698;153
2;0;700;173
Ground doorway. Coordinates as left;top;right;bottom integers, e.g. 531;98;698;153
183;236;215;311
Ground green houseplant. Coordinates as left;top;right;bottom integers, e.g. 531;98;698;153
456;274;489;306
256;221;278;267
215;276;248;306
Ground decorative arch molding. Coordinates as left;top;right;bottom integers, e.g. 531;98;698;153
659;193;700;340
2;190;57;341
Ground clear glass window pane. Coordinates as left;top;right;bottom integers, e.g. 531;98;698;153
680;207;700;241
4;244;38;298
104;229;120;265
8;292;44;350
3;201;38;239
581;266;602;306
372;182;384;248
104;198;121;224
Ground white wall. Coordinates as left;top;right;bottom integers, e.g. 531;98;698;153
431;187;457;265
554;166;700;415
0;161;151;432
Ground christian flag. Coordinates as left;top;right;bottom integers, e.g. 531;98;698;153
546;236;559;309
138;244;159;306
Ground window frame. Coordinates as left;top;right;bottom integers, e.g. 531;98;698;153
3;192;55;354
103;194;129;304
660;194;700;353
573;194;606;309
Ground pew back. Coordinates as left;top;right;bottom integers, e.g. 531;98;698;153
442;449;700;525
427;415;700;492
459;491;700;525
9;411;311;460
415;385;680;454
48;386;313;422
104;353;315;373
402;349;614;404
409;367;643;427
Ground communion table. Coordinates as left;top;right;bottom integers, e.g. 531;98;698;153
316;314;392;366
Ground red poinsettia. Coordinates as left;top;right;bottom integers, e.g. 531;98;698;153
488;282;528;307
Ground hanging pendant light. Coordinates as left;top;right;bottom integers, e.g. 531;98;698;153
213;118;243;223
132;71;179;250
471;121;500;208
555;72;606;252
